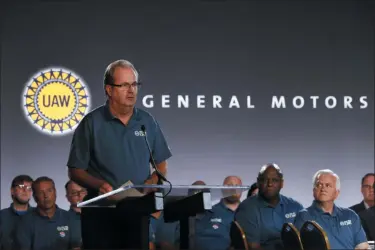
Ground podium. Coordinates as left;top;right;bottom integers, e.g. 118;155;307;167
78;184;249;250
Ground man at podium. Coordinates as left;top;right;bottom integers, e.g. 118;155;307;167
66;59;173;249
67;59;172;198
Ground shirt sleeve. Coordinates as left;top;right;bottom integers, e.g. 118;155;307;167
351;211;368;245
14;216;33;250
234;203;260;244
151;120;172;165
293;209;311;230
67;116;91;170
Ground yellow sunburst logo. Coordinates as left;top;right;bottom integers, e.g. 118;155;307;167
22;68;90;135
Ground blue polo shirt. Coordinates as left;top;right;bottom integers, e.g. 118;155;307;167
67;102;172;192
149;212;179;248
194;200;236;250
294;201;368;249
0;203;34;250
235;194;304;250
68;208;81;244
14;206;81;250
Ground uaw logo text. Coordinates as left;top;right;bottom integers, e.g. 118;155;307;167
22;68;90;136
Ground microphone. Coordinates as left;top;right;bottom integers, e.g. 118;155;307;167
141;125;167;185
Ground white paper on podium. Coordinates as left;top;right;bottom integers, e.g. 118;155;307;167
77;181;145;207
112;181;144;200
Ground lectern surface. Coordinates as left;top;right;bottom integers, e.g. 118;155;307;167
78;184;250;207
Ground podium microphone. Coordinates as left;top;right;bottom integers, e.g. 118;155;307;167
141;125;168;185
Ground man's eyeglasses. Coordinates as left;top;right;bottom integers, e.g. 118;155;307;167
69;190;87;197
362;184;374;190
14;184;32;191
108;82;141;90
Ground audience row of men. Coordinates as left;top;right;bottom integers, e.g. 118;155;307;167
0;176;85;250
149;167;374;250
0;166;374;250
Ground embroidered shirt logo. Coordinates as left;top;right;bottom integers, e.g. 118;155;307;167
57;226;69;238
285;212;296;219
210;218;222;223
340;220;352;226
57;226;69;231
134;130;146;136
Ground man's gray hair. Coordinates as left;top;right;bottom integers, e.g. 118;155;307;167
312;169;341;190
103;60;139;95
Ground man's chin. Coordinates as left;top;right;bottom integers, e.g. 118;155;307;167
224;197;240;204
16;198;30;205
262;192;278;200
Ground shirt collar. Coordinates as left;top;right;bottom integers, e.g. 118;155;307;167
364;201;370;209
218;199;236;212
257;194;284;208
10;203;33;214
69;207;81;215
103;101;141;124
36;205;61;221
311;200;338;217
206;199;235;214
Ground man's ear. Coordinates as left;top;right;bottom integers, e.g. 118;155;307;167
33;193;38;203
105;85;112;97
335;189;340;199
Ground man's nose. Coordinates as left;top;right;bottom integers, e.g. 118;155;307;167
127;86;135;93
266;181;274;186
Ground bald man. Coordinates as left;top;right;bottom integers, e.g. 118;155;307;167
194;176;242;250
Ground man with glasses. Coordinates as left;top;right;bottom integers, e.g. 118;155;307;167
67;59;172;199
350;173;374;214
294;169;369;250
65;180;87;215
234;164;304;250
67;59;172;249
65;180;87;247
0;175;34;250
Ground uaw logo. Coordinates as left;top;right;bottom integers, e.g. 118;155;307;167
22;68;90;135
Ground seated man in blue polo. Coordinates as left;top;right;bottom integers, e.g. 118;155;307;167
149;210;179;250
235;163;304;250
294;169;369;250
14;176;81;250
0;175;34;250
194;176;243;250
65;180;87;245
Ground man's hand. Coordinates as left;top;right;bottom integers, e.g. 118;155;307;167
99;182;113;195
143;177;158;194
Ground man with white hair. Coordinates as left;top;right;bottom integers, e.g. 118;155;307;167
294;169;369;250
